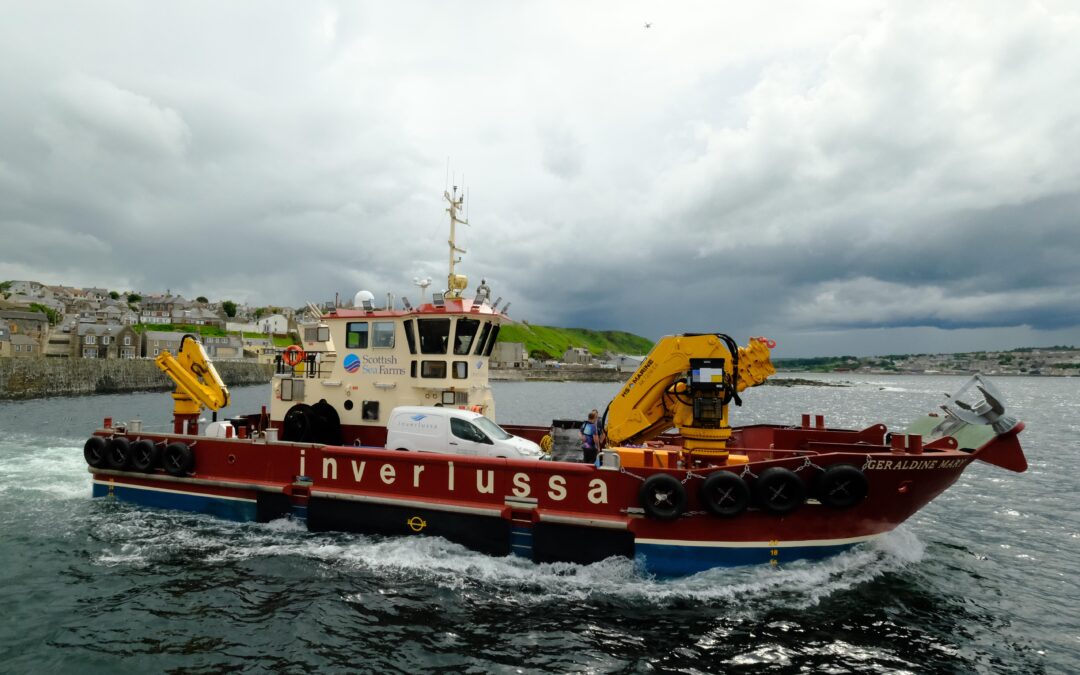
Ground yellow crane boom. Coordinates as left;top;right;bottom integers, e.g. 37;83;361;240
155;334;230;434
604;333;775;462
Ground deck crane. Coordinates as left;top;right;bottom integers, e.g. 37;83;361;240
155;334;231;435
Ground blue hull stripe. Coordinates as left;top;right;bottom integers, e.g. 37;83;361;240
635;541;863;576
93;480;258;522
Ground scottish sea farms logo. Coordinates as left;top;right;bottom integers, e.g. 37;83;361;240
343;354;361;373
410;414;427;421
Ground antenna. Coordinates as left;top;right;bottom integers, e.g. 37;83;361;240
413;276;432;301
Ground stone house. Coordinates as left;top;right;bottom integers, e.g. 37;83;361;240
8;333;40;357
142;330;187;358
82;287;111;301
0;309;48;347
8;280;45;297
140;295;188;323
202;335;244;359
491;342;527;368
562;347;593;365
75;323;140;359
171;306;225;328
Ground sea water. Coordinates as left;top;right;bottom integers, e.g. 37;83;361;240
0;375;1076;673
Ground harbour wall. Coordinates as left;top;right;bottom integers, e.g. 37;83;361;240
0;357;274;400
490;368;628;383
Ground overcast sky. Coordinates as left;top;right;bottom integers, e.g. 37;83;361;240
2;2;1078;356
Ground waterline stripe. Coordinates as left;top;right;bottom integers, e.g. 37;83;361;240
634;533;882;549
93;479;257;503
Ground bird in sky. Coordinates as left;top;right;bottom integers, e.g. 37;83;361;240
644;22;652;28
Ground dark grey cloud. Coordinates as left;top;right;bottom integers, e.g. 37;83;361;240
2;2;1079;357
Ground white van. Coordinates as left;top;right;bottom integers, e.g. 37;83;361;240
385;406;545;460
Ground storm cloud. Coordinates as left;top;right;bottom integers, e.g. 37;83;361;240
1;1;1078;356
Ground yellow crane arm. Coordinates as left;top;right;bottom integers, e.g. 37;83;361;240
155;334;231;416
604;334;774;456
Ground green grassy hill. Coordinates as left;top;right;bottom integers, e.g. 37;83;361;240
497;323;653;360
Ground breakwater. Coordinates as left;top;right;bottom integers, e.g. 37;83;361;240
0;357;273;400
490;367;627;382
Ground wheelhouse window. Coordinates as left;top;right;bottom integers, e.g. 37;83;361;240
346;322;369;349
452;361;468;379
473;322;492;355
418;318;451;354
483;325;501;356
372;321;395;348
403;320;417;354
421;361;447;378
454;318;480;355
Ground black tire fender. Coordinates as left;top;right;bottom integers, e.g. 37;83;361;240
815;464;869;509
163;442;194;476
105;437;131;471
700;471;751;517
754;467;806;515
130;440;160;473
83;436;108;468
639;474;687;520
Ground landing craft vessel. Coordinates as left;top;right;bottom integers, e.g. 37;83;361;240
82;190;1028;576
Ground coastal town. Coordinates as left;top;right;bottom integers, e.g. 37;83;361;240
1;279;1077;378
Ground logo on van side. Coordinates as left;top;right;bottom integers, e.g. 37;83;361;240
410;414;427;421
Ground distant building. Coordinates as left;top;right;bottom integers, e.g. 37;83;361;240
562;347;593;365
8;281;42;297
258;314;289;335
491;342;527;368
140;294;188;323
202;335;243;359
74;323;140;359
612;354;645;373
0;309;48;347
142;330;187;358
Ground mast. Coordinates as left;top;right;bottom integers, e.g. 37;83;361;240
444;186;468;299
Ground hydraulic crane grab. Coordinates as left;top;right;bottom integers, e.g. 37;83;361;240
603;333;775;463
155;334;231;435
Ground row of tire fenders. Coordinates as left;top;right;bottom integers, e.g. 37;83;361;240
83;434;869;521
83;436;195;476
636;463;869;520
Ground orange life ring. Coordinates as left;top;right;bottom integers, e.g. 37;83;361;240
283;345;306;367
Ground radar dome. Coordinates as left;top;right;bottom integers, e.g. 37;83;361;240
353;290;375;307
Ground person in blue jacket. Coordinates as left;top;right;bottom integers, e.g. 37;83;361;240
581;409;601;464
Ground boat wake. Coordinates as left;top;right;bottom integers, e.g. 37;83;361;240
86;501;925;613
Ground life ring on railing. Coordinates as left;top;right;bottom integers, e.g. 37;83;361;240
754;467;806;515
283;345;306;367
639;474;687;520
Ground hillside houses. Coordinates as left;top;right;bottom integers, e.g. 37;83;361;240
0;280;277;362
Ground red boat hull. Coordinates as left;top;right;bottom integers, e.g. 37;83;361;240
86;418;1023;576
